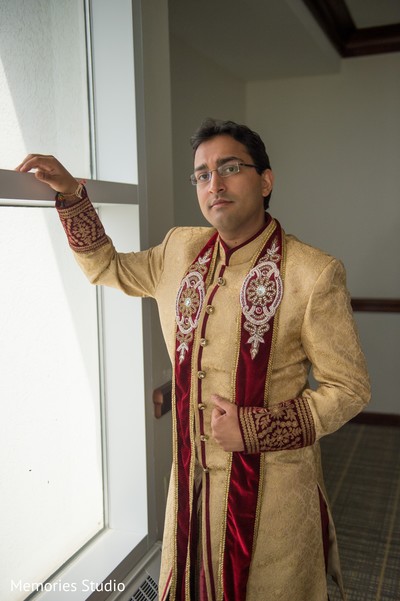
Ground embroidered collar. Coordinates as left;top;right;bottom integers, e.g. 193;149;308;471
175;215;282;364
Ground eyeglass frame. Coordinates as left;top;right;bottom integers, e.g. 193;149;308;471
190;161;257;186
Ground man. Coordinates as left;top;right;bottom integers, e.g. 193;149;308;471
17;119;370;601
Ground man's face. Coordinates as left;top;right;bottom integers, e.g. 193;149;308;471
193;135;273;244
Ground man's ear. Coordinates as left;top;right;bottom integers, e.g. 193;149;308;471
261;169;274;197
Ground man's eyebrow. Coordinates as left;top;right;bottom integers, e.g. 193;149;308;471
194;156;243;172
217;156;243;166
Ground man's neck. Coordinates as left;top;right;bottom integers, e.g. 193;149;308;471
218;215;269;249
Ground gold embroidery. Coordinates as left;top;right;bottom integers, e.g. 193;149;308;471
170;373;179;601
251;222;282;569
217;453;233;601
247;276;277;306
263;235;286;408
231;220;277;404
239;398;316;453
175;247;214;364
296;397;316;447
184;360;197;600
240;234;283;360
239;409;259;454
221;219;280;598
178;287;201;317
58;198;108;253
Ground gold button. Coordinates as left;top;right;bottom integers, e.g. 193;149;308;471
198;403;206;410
197;370;206;379
200;338;207;347
217;277;226;286
205;305;214;314
200;434;209;442
203;467;210;473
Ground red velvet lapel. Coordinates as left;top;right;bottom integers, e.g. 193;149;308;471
173;232;219;600
172;221;284;601
222;222;284;601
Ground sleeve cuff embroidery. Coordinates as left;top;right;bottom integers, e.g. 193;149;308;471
56;197;108;253
238;397;316;453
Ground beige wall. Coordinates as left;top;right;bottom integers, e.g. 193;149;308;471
246;53;400;414
246;53;400;296
138;0;175;539
170;34;246;226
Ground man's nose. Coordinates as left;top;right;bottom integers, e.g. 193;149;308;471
208;170;226;194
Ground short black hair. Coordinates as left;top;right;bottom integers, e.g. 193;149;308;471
190;118;272;210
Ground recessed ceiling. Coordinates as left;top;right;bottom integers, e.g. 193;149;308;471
346;0;400;28
301;0;400;56
169;0;400;81
169;0;340;81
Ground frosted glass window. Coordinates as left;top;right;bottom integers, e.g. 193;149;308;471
0;207;103;601
90;0;138;184
0;0;91;177
0;0;138;184
0;0;145;597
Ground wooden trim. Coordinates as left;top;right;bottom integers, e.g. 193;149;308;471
351;298;400;313
153;380;172;418
351;411;400;427
301;0;400;57
346;23;400;57
301;0;353;55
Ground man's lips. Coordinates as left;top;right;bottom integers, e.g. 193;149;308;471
210;197;232;208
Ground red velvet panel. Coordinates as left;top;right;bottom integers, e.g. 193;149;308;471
223;222;283;601
174;234;218;600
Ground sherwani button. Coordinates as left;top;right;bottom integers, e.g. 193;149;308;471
197;370;206;379
217;277;226;286
203;467;210;473
200;435;209;442
198;403;206;410
205;305;214;314
200;338;207;347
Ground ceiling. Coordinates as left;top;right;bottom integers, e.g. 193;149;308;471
169;0;400;81
346;0;400;28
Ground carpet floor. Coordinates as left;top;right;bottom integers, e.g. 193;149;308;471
320;422;400;601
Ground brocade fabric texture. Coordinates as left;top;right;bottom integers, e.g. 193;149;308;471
239;397;316;453
56;197;108;253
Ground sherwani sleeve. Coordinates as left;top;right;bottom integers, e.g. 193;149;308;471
56;196;173;298
239;258;371;454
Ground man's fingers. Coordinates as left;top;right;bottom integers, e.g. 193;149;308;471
34;169;50;183
15;154;78;194
210;395;244;452
211;394;235;415
211;406;225;429
15;154;55;173
212;405;225;418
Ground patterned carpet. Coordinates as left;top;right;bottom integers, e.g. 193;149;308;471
320;422;400;601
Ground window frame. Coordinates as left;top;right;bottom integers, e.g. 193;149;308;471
0;0;160;597
0;181;152;601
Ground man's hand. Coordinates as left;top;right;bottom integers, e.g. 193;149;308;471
15;154;79;195
211;395;244;452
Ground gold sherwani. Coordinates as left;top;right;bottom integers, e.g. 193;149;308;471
57;198;370;601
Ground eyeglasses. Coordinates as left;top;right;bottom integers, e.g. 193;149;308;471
190;162;257;186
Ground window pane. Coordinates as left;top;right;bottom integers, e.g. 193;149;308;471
0;207;103;601
0;0;91;176
90;0;138;184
